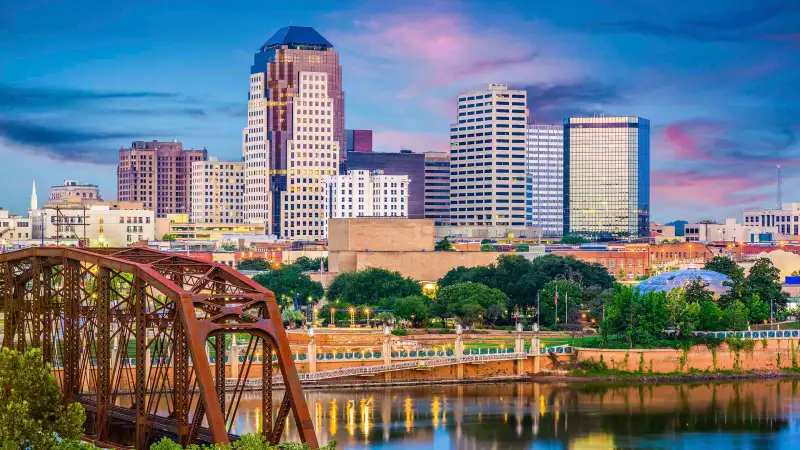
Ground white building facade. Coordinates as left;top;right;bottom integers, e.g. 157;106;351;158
190;159;245;224
526;123;564;236
324;170;409;231
30;203;155;247
449;84;528;228
0;209;32;250
743;204;800;238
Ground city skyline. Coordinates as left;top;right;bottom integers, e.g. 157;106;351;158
1;0;798;221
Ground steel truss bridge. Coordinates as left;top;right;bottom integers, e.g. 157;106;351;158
0;247;317;449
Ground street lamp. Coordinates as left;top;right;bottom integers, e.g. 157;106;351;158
365;308;371;328
330;307;336;327
98;235;105;247
349;307;355;328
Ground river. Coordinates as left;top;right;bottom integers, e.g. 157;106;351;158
228;379;800;449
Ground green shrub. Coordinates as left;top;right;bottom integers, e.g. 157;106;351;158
391;329;408;336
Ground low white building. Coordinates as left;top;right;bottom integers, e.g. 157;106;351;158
685;218;778;243
190;158;246;224
30;202;155;247
0;209;32;250
744;203;800;238
324;170;409;233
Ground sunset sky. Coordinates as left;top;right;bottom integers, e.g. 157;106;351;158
1;0;798;222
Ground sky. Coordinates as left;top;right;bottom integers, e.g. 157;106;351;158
0;0;798;222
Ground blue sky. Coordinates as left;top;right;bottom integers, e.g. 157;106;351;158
1;0;798;222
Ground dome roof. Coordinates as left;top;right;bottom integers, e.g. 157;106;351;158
636;269;731;295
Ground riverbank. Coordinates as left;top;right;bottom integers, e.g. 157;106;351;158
532;369;800;384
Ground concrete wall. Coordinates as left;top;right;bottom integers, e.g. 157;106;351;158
328;218;435;252
353;251;505;281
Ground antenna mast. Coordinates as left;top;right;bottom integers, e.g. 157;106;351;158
777;163;783;209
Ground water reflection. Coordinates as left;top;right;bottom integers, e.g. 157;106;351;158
231;380;800;449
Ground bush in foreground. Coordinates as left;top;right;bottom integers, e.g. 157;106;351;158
151;434;336;449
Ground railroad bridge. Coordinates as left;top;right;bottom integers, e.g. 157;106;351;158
0;247;317;449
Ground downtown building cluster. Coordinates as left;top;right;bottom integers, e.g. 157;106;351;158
3;25;659;252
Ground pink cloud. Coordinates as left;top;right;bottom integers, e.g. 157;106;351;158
657;120;728;161
372;128;448;152
652;169;774;209
333;12;583;99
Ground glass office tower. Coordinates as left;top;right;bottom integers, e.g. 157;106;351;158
563;116;650;240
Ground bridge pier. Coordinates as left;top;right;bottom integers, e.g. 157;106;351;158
383;328;392;382
455;325;464;379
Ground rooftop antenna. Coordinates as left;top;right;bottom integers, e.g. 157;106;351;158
777;163;783;209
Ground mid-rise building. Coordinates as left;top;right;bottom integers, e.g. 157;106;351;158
449;84;528;227
424;152;450;225
49;180;101;201
117;140;207;218
743;203;800;238
0;209;32;248
563;116;650;240
345;150;425;218
526;123;564;236
346;129;373;153
243;26;344;240
685;218;778;243
190;158;245;224
156;214;266;241
324;170;409;226
30;202;155;247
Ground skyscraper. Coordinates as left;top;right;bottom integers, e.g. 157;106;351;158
117;140;207;218
449;84;528;227
243;26;344;240
526;123;564;236
424;152;450;225
563;116;650;240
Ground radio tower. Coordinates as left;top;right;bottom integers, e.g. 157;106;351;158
777;163;783;209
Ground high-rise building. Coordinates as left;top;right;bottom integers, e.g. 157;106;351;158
346;129;373;153
243;26;344;240
424;152;450;225
190;158;245;224
526;123;564;236
449;84;528;227
117;140;207;218
345;150;425;218
563;116;650;240
324;169;409;224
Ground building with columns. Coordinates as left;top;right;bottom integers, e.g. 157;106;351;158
243;26;344;240
744;204;800;238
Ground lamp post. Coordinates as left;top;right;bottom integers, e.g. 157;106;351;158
349;307;356;328
365;308;371;328
330;307;336;328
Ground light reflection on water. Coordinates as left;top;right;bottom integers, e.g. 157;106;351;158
230;380;800;449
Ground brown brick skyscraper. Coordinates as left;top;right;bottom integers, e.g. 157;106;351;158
117;140;207;218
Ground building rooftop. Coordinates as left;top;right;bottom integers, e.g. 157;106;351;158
260;26;332;51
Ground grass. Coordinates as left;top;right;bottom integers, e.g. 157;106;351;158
540;336;603;347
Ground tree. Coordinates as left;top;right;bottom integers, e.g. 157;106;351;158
697;301;723;331
162;234;177;242
253;264;324;306
744;293;770;323
294;256;328;272
538;280;583;328
220;242;237;251
602;286;669;347
517;243;530;252
666;288;700;337
327;268;422;306
704;256;741;277
722;300;750;330
0;348;89;449
434;237;454;252
684;278;714;305
584;285;613;322
792;269;800;277
480;244;498;252
747;258;789;316
237;258;271;271
560;235;588;245
281;308;305;328
436;282;507;325
392;295;430;327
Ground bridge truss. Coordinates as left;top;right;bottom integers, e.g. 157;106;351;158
0;247;317;449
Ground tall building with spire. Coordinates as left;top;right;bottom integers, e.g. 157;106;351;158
30;180;38;211
243;26;344;240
